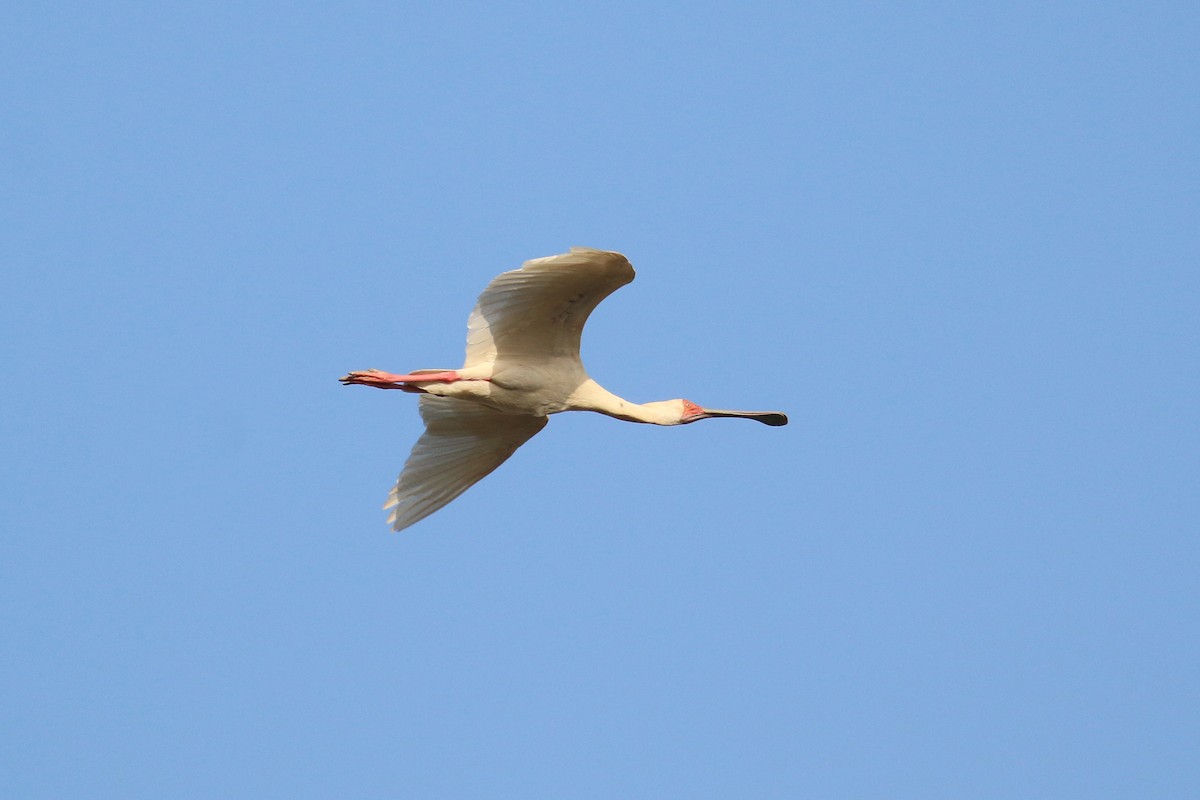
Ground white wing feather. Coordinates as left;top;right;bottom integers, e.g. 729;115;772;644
464;247;635;368
384;395;548;532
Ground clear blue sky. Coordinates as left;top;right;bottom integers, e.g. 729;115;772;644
3;2;1197;797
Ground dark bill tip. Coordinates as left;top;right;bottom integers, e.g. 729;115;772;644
701;409;789;426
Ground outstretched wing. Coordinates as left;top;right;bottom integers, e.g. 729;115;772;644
464;247;635;368
384;395;548;532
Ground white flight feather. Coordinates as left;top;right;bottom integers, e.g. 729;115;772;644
384;395;548;532
464;247;635;368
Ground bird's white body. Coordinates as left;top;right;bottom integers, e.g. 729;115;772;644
404;248;638;418
342;247;786;531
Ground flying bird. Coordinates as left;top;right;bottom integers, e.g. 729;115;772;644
341;247;787;531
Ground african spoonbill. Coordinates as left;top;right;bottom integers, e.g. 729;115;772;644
341;247;787;532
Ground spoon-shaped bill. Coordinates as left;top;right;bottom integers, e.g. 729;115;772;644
701;408;789;426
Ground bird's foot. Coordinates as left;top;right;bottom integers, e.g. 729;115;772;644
339;369;461;390
339;369;412;389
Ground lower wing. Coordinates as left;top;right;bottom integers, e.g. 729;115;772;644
385;395;549;532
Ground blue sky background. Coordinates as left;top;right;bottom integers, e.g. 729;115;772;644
3;2;1197;797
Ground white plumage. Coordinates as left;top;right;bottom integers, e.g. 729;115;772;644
342;247;787;532
384;395;547;532
465;247;633;366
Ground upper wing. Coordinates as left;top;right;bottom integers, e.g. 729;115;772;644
464;247;635;368
384;395;548;532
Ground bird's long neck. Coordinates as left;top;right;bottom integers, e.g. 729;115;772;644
567;379;679;425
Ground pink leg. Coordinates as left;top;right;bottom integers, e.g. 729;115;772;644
339;369;462;390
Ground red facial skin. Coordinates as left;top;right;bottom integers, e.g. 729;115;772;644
680;399;706;423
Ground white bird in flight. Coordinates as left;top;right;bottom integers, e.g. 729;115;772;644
341;247;788;531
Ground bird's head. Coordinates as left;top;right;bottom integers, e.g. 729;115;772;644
657;398;789;427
